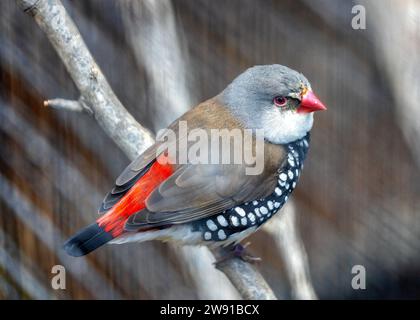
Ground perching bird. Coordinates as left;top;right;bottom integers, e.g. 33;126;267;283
64;64;326;257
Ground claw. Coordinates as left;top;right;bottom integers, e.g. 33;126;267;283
214;242;262;268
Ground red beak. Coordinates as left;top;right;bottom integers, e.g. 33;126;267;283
297;90;327;113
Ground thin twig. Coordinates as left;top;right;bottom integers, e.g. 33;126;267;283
17;0;276;299
44;97;93;114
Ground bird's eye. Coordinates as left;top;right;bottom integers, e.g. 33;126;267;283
273;96;287;107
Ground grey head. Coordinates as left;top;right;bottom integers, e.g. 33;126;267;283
221;64;323;144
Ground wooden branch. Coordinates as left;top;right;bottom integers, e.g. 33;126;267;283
214;249;276;300
264;203;317;299
44;97;92;114
17;0;276;299
361;0;420;170
17;0;154;161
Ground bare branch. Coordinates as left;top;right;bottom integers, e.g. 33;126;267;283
44;98;83;112
176;246;241;299
264;203;317;299
120;0;192;130
360;0;420;170
17;0;154;161
17;0;276;299
44;97;93;114
214;248;277;300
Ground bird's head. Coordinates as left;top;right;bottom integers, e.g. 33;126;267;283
221;64;326;144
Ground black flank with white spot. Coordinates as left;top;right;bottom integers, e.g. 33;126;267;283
192;133;310;242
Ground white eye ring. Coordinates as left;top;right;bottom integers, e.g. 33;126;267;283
274;96;287;107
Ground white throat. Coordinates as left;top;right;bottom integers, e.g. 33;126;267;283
261;110;313;144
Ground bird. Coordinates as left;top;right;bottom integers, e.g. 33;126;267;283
64;64;326;257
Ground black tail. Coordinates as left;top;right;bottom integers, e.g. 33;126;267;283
64;223;114;257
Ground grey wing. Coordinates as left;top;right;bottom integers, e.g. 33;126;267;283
124;161;279;230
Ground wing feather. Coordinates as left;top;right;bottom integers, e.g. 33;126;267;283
125;141;285;230
97;99;286;229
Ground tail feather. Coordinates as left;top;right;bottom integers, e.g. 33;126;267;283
64;223;114;257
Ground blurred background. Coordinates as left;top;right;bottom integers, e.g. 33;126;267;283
0;0;419;299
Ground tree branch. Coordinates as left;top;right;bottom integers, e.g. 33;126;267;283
214;249;276;300
360;0;420;170
264;203;317;299
17;0;276;299
17;0;154;161
44;97;93;114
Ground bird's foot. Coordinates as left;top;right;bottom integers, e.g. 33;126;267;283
233;242;262;263
214;242;261;268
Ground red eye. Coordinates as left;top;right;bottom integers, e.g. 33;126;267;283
274;96;287;107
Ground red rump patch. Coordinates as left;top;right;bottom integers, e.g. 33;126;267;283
97;155;173;237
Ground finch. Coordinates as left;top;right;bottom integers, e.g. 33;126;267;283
64;64;326;257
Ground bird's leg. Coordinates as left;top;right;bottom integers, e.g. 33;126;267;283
234;242;262;263
214;242;261;268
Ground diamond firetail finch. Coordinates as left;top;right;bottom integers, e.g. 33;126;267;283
64;64;326;256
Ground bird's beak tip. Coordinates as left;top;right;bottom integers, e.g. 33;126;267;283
298;90;327;113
